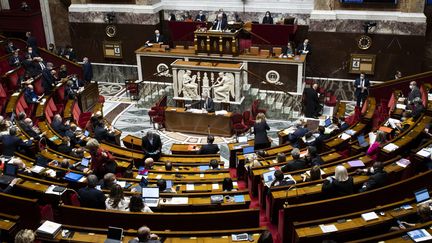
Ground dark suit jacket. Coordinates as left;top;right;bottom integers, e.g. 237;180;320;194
128;238;161;243
149;35;165;44
78;187;106;209
51;120;69;136
195;14;206;22
354;77;370;96
307;155;324;166
8;55;21;67
5;45;17;54
282;46;294;56
27;36;38;49
142;134;162;154
362;170;387;191
1;135;31;156
83;62;93;82
94;125;115;143
64;86;76;101
322;177;354;198
288;127;309;143
198;144;219;155
212;19;228;30
24;88;38;104
408;87;421;104
254;121;270;145
297;43;312;54
303;87;320;117
262;16;273;24
281;159;307;172
22;59;37;76
42;68;56;92
22;124;40;139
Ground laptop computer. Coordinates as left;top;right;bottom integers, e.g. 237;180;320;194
414;188;432;206
84;130;90;136
104;226;123;243
324;118;332;127
64;172;84;182
238;136;248;144
142;187;160;207
357;134;369;148
243;146;254;155
0;163;17;185
263;171;275;187
75;158;90;171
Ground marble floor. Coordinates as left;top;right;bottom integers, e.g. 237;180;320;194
99;83;355;159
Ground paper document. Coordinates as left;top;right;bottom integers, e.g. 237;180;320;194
233;181;238;187
368;132;377;144
31;165;45;174
167;197;189;205
45;185;65;195
417;149;431;158
348;160;365;168
319;224;338;233
396;104;407;110
186;184;194;191
361;212;379;221
215;110;228;115
396;158;411;168
345;129;356;136
339;133;351;140
383;143;399;152
117;181;126;188
212;183;219;190
37;220;62;235
155;174;162;179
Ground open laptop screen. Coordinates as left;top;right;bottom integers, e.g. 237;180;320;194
243;146;254;154
415;188;430;203
4;164;17;176
142;187;159;198
324;118;332;127
107;226;123;240
263;171;275;183
81;158;90;167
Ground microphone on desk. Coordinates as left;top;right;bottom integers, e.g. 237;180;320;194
283;183;298;208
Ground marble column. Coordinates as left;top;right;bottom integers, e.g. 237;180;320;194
39;0;55;47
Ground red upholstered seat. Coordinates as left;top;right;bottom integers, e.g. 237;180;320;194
152;107;165;129
33;77;44;95
7;72;19;93
232;113;248;135
251;100;266;119
324;92;337;107
242;110;255;128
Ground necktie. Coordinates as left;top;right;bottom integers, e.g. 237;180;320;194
40;62;45;70
361;79;364;88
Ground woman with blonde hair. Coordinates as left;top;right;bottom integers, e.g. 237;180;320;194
322;165;354;198
253;113;271;150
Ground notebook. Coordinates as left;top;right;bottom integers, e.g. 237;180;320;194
407;229;432;242
64;172;84;182
142;187;159;207
0;163;18;185
242;146;254;155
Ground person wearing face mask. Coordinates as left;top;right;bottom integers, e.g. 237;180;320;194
354;72;370;107
262;11;273;24
48;43;57;54
407;81;421;107
25;46;38;58
5;40;18;54
8;50;22;68
195;10;206;22
146;30;165;45
356;162;388;192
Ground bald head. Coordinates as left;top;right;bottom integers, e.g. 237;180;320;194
145;158;154;169
137;226;151;241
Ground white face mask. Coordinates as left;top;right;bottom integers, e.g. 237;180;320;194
409;85;414;90
370;167;374;174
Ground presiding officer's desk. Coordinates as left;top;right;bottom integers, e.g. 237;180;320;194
165;107;233;137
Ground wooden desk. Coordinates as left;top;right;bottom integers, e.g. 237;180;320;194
171;144;202;155
194;29;240;56
77;82;99;112
165;107;233;137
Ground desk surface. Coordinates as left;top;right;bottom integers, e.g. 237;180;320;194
165;107;233;137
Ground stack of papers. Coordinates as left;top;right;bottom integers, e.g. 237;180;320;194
186;184;195;191
348;160;365;168
396;158;411;168
396;104;407;110
36;221;62;238
361;212;379;221
383;143;399;152
417;149;431;158
339;133;351;140
212;183;219;190
319;224;338;233
215;110;228;115
31;165;45;174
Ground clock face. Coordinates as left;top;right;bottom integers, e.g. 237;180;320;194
358;35;372;50
105;25;117;38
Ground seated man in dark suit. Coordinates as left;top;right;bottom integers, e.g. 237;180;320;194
5;40;18;54
21;118;43;140
199;92;215;112
356;161;388;192
8;50;21;68
41;62;56;93
21;55;38;77
0;127;32;156
270;170;294;187
281;148;307;172
51;114;70;137
128;226;161;243
146;29;165;45
198;135;220;155
78;174;106;209
23;85;40;105
288;121;309;147
305;146;323;166
94;121;117;145
297;38;311;55
195;10;206;22
141;131;162;162
313;126;330;151
407;81;421;107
